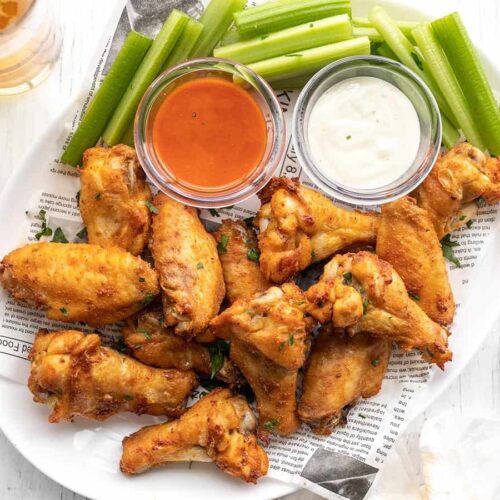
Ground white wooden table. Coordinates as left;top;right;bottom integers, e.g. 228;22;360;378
0;1;499;499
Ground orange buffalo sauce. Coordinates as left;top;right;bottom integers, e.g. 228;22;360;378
152;77;267;190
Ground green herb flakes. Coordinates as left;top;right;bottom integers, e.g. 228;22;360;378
441;235;461;267
52;227;69;244
343;272;353;284
217;234;229;254
207;341;230;379
144;200;159;214
138;292;156;307
409;292;420;301
76;226;87;240
264;419;279;430
59;307;68;316
371;359;380;367
247;247;260;262
197;262;204;270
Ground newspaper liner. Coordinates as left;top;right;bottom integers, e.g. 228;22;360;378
0;1;498;499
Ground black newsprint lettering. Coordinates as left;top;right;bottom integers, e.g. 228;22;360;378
276;90;292;113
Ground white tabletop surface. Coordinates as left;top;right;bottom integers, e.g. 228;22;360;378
0;1;499;499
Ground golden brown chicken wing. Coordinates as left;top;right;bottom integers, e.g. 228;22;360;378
150;193;225;340
120;388;268;483
376;197;455;325
213;219;271;304
299;327;391;435
306;252;452;368
254;177;379;283
79;145;152;255
122;304;239;384
0;243;159;326
210;283;312;435
415;143;500;238
28;330;197;422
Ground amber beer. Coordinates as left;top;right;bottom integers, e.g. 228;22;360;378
0;0;61;95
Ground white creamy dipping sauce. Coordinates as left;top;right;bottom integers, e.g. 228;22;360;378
307;76;421;189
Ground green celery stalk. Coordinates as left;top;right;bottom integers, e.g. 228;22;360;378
190;0;246;57
442;114;461;149
368;6;458;128
352;16;418;42
375;41;398;60
60;32;151;166
214;14;352;65
248;37;370;83
271;73;314;90
102;9;189;146
162;17;203;70
353;26;383;43
432;12;500;155
413;23;485;150
219;27;243;46
234;0;352;39
120;122;135;147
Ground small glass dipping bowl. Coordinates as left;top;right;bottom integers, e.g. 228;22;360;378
135;58;286;208
293;55;442;206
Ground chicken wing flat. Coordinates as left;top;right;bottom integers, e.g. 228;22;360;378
150;193;225;339
210;283;312;435
376;197;455;325
213;219;271;304
415;143;500;238
299;328;391;435
79;145;152;255
0;243;159;326
120;388;268;483
306;252;452;368
254;177;379;283
122;304;240;384
28;330;197;422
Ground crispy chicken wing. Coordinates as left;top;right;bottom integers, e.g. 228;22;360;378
120;388;268;483
122;304;240;384
210;284;312;435
415;143;500;238
376;197;455;325
299;327;391;435
254;177;379;283
214;219;271;304
28;330;197;422
0;243;159;326
151;193;225;339
79;145;152;255
306;252;452;368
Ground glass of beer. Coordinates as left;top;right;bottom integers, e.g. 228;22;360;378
0;0;61;96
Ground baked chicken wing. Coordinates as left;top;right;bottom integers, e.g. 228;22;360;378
415;143;500;238
79;145;152;255
122;304;240;384
120;388;268;483
28;330;197;422
299;327;391;435
213;219;271;304
150;193;225;339
254;177;379;283
376;196;455;325
306;252;452;368
210;284;312;435
0;243;159;326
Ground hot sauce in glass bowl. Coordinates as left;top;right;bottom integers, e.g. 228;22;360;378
135;58;285;208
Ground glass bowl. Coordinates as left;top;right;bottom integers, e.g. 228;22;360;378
135;57;286;208
293;55;442;206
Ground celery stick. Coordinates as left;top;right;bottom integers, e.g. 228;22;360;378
234;0;352;39
190;0;246;57
442;114;460;150
214;15;352;65
272;73;314;90
368;6;458;128
102;10;189;147
353;16;418;41
413;23;485;150
162;18;203;71
120;122;135;147
432;13;500;155
353;26;383;43
60;32;151;166
248;37;370;83
375;41;398;60
220;27;243;47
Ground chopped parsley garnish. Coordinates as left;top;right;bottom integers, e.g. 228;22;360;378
95;193;102;200
75;190;81;207
209;208;219;217
311;250;316;260
76;226;87;240
138;328;152;340
466;220;473;229
138;292;156;307
123;394;134;401
52;227;69;243
247;247;260;262
278;342;285;351
138;277;145;283
197;262;204;270
410;51;424;70
288;334;294;346
343;272;353;284
264;419;279;430
111;337;129;353
144;200;159;214
35;209;53;240
459;215;466;221
409;292;420;301
346;135;352;140
243;216;254;227
59;307;68;316
293;300;305;306
217;234;229;254
362;297;370;315
371;359;380;367
441;235;461;267
207;340;230;379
